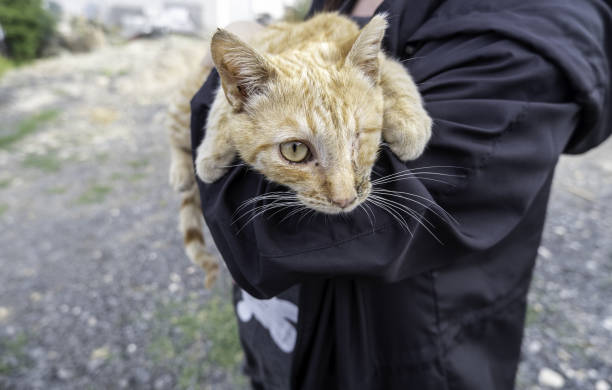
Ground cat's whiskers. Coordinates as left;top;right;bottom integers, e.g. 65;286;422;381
234;201;301;223
364;166;468;241
219;162;248;169
374;175;455;186
358;204;375;231
371;193;435;229
369;194;442;243
234;192;297;214
399;55;428;64
365;197;412;234
371;188;459;226
297;208;315;226
279;205;310;223
371;166;385;177
363;201;376;225
371;168;466;187
234;201;303;233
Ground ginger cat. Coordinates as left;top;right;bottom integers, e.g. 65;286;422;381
168;13;432;287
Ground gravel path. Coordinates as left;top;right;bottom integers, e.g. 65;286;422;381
0;36;610;390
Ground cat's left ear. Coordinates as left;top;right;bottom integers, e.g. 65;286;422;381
211;29;274;111
346;14;388;83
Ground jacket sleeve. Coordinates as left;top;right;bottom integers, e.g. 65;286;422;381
191;34;581;299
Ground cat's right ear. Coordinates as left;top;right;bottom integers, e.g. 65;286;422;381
346;14;388;83
211;29;274;112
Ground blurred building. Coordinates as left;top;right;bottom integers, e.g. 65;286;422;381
48;0;296;36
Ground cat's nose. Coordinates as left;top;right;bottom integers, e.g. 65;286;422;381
331;196;357;209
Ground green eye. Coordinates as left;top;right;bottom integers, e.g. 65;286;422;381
280;141;311;163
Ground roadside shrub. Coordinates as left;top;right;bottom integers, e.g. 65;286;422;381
0;55;13;78
0;0;56;61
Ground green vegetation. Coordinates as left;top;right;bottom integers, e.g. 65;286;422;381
22;152;62;172
129;172;146;182
0;203;8;215
0;178;11;189
0;109;60;149
0;56;16;79
46;185;67;194
525;304;541;326
22;148;63;172
77;184;112;204
101;68;129;78
128;158;149;170
0;0;56;61
148;294;245;389
0;332;30;375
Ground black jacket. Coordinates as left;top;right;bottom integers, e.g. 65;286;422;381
190;0;612;388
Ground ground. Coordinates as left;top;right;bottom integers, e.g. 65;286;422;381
0;36;610;389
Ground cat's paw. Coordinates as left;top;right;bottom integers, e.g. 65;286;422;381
195;153;229;183
384;110;432;161
169;158;195;192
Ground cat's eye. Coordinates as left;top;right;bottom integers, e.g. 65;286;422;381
280;141;311;163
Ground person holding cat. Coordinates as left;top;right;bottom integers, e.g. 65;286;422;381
187;0;612;388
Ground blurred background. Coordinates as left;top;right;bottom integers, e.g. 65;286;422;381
0;1;610;389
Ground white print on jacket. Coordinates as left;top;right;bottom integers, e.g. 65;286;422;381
236;289;299;353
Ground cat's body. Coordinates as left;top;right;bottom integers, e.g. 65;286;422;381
168;13;432;287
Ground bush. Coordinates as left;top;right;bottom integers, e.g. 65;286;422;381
0;55;14;78
0;0;55;61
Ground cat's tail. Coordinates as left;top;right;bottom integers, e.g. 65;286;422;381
178;186;219;288
167;63;219;288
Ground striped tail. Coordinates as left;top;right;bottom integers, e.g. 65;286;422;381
179;186;219;288
167;62;219;288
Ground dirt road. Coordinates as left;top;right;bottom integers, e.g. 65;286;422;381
0;36;610;389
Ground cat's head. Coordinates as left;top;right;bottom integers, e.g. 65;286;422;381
211;16;388;214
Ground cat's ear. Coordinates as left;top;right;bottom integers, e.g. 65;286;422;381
346;14;388;83
211;29;274;111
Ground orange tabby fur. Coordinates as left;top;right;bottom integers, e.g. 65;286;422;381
169;12;432;287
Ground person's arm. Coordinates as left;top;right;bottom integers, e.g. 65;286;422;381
191;30;587;298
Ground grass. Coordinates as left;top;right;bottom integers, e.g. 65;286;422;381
0;57;16;80
22;151;62;172
0;204;8;216
77;184;112;204
0;332;30;376
129;173;147;182
525;304;541;326
128;159;149;170
0;179;11;189
101;68;129;78
0;109;61;149
148;294;245;389
96;153;109;162
46;185;67;195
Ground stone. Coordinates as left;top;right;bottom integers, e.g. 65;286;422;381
56;367;74;380
0;306;10;322
538;368;565;388
538;246;552;259
596;380;611;390
126;343;137;354
90;345;110;361
528;340;542;354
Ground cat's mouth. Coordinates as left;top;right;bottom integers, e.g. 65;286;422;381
298;186;371;215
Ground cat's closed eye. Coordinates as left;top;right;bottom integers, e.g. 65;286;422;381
280;141;312;163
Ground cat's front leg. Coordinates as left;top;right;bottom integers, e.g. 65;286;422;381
380;57;432;161
195;102;237;183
